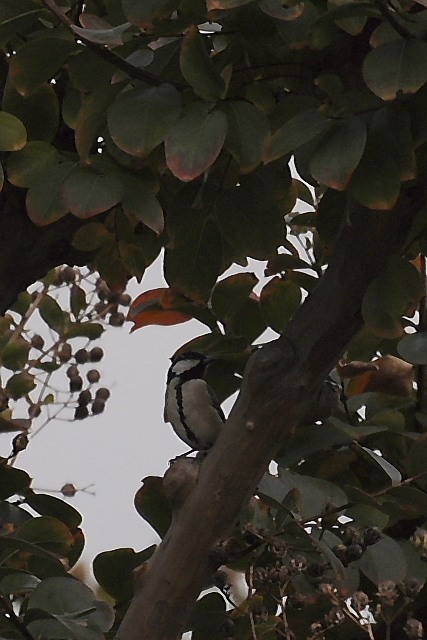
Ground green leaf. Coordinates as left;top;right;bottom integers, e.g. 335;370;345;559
26;162;77;226
122;0;170;26
5;371;36;399
71;21;132;46
345;503;389;528
0;572;40;595
0;536;65;567
259;470;347;521
93;546;156;602
0;464;31;499
64;323;104;340
405;433;427;479
164;211;224;303
362;255;424;338
27;576;114;631
386;485;427;517
134;476;172;538
356;535;407;584
348;142;401;209
214;165;286;260
0;111;26;151
211;273;258;320
260;277;302;333
224;101;270;173
0;0;43;27
107;84;181;157
68;49;116;92
75;82;125;161
398;330;427;365
38;295;66;334
180;25;225;101
24;494;82;531
165;102;227;181
7;141;59;187
260;0;304;19
309;116;366;189
9;38;79;98
264;109;332;163
2;77;59;143
72;223;112;252
1;339;31;370
60;169;123;219
70;285;87;319
121;178;164;234
363;39;427;100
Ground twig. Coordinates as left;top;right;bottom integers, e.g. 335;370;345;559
41;0;185;89
373;0;414;39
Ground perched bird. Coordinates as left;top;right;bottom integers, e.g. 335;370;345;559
164;351;225;452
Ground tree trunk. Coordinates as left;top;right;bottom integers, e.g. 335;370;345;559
116;193;420;640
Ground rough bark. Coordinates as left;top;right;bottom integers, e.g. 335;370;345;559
116;194;420;640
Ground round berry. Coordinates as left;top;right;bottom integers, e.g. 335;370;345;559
87;369;100;384
78;390;92;406
74;405;89;420
95;388;110;401
89;347;104;362
31;334;45;350
92;398;105;414
75;348;89;364
69;376;83;392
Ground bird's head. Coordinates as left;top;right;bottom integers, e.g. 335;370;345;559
168;351;214;380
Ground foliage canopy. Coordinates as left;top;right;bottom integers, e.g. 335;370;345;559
3;0;427;639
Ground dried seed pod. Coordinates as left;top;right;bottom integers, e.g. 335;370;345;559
109;312;125;327
351;591;370;612
89;347;104;362
345;544;364;563
119;293;131;307
96;280;111;301
66;364;79;379
363;527;381;547
87;369;100;384
75;348;89;364
95;388;110;401
78;390;92;406
59;266;76;284
31;334;45;350
92;398;105;415
28;404;41;418
252;567;268;588
69;376;83;392
400;577;422;598
404;618;423;639
61;483;77;497
75;405;89;420
58;343;72;362
377;580;399;607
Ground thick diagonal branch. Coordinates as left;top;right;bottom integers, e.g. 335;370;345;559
116;191;420;640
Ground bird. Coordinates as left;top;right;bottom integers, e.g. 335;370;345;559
164;351;225;452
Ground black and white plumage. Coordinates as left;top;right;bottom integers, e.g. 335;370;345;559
164;352;225;451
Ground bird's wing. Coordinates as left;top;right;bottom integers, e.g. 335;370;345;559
207;385;226;422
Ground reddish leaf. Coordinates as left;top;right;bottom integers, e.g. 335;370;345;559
127;288;192;331
165;102;227;181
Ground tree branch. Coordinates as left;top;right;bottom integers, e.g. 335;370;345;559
116;190;421;640
41;0;185;89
